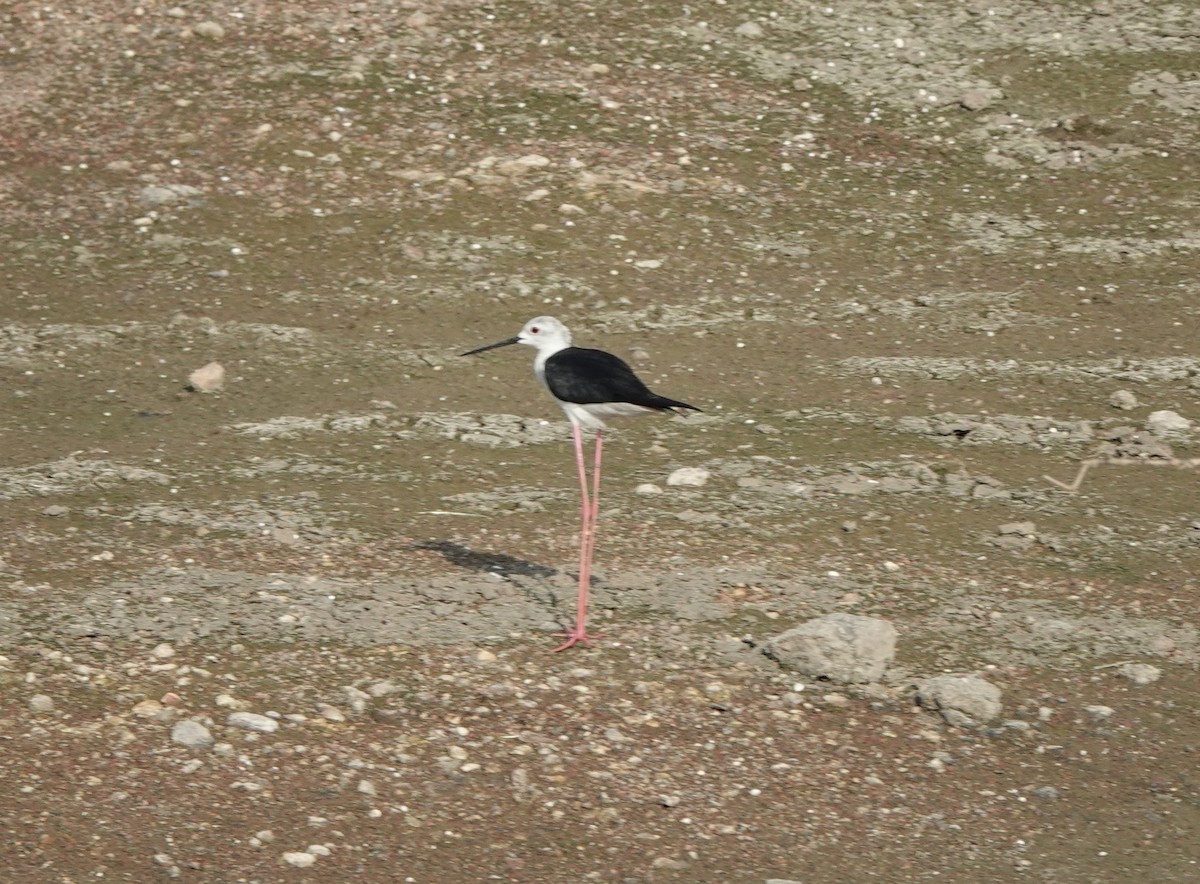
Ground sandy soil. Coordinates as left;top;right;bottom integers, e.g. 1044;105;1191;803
1;1;1198;881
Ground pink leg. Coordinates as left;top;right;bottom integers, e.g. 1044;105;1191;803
553;425;604;651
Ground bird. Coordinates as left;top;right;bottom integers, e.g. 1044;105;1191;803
461;316;700;651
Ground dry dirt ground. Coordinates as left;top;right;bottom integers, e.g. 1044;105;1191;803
2;2;1199;882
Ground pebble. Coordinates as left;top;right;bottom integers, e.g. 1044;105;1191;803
635;483;663;495
763;614;897;684
1108;389;1138;410
281;852;316;868
317;703;347;722
140;183;204;206
1031;786;1060;800
227;712;279;733
997;521;1036;537
1118;663;1162;686
28;694;55;714
917;675;1003;727
132;699;166;718
187;362;225;393
959;88;995;111
172;719;215;750
734;21;764;38
667;467;711;487
1145;410;1191;436
193;21;226;40
151;642;176;660
1084;705;1116;721
42;505;70;517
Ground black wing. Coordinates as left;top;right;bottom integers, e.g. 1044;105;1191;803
545;347;700;411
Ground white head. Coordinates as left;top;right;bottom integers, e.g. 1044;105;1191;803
461;315;573;358
515;316;571;352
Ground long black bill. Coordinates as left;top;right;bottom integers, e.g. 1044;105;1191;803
460;335;520;357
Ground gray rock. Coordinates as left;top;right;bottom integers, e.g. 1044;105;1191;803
172;719;215;750
1145;410;1191;436
1084;704;1116;721
187;362;225;393
28;694;55;714
917;675;1002;727
140;184;204;206
1030;786;1060;800
1108;389;1138;410
193;21;226;40
667;467;711;487
763;613;897;684
959;88;995;111
227;711;279;733
997;521;1036;536
1117;662;1162;686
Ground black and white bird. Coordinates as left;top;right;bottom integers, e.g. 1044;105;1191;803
461;316;700;650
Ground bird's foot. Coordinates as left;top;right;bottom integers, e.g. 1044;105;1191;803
551;626;604;653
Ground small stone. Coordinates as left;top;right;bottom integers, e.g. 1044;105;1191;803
140;184;203;206
763;613;897;684
193;21;225;40
29;694;55;714
132;699;166;718
635;483;663;495
657;794;681;807
1117;663;1162;686
734;21;764;38
1145;410;1191;436
997;521;1036;536
187;362;225;393
1030;786;1060;800
281;852;316;868
917;675;1002;727
227;712;279;733
172;719;215;750
1084;704;1116;722
1108;390;1138;410
42;505;70;517
667;467;710;487
960;88;995;111
317;703;346;722
496;154;551;176
151;642;176;660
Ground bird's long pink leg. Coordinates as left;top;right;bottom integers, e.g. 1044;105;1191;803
554;425;603;651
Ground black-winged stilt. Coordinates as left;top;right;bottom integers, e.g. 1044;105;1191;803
461;316;701;651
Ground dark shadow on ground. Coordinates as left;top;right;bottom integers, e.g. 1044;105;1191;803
413;540;558;579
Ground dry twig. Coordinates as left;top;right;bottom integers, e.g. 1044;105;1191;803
1044;455;1200;493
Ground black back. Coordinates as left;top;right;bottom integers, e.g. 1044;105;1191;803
544;347;700;412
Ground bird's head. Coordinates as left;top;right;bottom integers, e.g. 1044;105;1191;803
461;316;572;358
516;316;571;350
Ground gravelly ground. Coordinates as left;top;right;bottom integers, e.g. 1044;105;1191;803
2;1;1199;881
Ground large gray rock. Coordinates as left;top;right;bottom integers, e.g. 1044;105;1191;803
763;614;897;684
917;675;1002;727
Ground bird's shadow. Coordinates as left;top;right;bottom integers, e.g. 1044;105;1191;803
413;540;601;627
413;540;557;579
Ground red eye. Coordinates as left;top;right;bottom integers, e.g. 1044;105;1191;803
531;327;540;334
